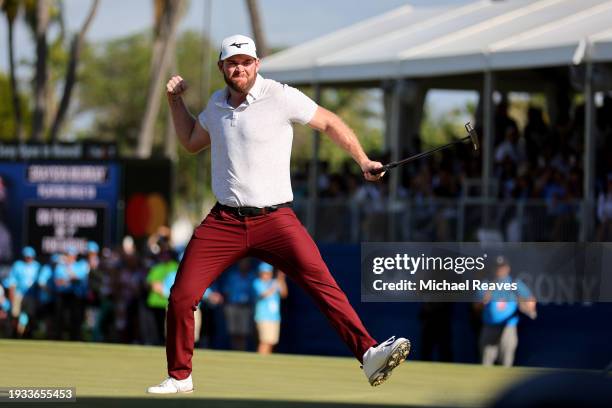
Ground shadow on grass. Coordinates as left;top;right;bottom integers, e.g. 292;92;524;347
51;397;449;408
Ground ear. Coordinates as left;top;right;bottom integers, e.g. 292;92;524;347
217;61;224;72
255;58;261;73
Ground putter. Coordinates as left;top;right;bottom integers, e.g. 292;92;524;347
370;122;480;175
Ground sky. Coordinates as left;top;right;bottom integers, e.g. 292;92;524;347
0;0;475;115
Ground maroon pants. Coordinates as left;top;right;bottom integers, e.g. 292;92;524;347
166;205;377;380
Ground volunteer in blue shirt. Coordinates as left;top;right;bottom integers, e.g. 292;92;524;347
253;262;288;354
6;246;40;337
54;246;89;340
37;253;60;337
222;258;255;351
479;255;537;367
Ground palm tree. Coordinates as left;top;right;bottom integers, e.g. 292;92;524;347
136;0;186;158
31;0;50;142
245;0;268;57
49;0;100;142
2;0;24;141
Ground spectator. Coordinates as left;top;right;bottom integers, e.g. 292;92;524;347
223;258;255;351
37;254;59;337
118;251;146;344
54;246;89;340
524;106;550;164
494;122;524;165
253;262;288;355
597;174;612;241
145;249;178;344
478;256;536;367
84;242;102;338
494;97;518;146
5;247;40;337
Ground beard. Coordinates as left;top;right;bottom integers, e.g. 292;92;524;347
223;70;256;94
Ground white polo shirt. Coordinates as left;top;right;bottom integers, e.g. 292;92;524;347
198;74;318;208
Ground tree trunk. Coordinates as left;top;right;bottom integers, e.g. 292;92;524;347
4;1;23;142
136;0;184;158
164;57;178;161
32;0;50;142
49;0;100;142
245;0;268;57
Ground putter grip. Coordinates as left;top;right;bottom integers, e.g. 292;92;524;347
369;165;388;175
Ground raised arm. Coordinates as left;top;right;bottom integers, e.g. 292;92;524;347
166;75;211;153
307;106;384;181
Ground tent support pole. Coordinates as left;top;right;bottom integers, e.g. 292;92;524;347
307;83;322;235
482;70;495;229
388;79;403;239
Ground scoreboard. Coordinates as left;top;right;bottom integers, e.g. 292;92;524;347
0;162;120;256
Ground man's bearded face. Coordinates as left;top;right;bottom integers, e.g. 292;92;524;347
221;56;258;94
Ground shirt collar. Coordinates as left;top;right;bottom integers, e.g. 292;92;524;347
246;74;264;103
214;74;264;108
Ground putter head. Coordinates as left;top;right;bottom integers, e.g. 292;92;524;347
465;122;480;151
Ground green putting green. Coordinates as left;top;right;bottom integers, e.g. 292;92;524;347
0;340;549;407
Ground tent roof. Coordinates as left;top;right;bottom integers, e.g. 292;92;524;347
261;0;612;85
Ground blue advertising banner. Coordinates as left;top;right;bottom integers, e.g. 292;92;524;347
0;161;120;257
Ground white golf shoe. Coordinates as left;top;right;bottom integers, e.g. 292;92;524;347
362;336;411;386
146;375;194;394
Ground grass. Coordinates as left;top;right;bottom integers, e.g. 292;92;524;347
0;339;551;407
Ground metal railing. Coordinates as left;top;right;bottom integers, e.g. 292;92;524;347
293;198;600;243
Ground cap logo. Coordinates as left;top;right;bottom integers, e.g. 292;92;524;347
230;42;249;48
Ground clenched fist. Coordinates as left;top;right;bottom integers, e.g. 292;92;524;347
166;75;187;99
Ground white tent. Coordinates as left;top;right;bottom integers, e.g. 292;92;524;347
261;0;612;84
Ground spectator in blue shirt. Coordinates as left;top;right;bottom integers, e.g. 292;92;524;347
54;246;89;340
479;256;537;367
37;253;59;337
253;262;288;354
222;258;256;351
6;246;40;337
82;241;101;337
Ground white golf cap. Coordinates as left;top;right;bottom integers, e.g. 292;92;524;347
219;34;257;61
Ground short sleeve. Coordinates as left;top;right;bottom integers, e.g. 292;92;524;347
202;288;211;300
146;265;161;283
5;268;16;287
253;279;264;296
38;266;50;285
284;84;318;125
197;108;209;132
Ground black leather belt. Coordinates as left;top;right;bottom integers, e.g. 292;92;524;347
214;202;292;217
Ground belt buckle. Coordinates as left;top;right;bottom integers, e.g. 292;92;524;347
237;207;245;217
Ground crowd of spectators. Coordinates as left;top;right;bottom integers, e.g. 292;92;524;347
0;230;288;354
291;95;612;242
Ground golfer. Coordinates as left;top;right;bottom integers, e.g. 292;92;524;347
147;34;410;394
